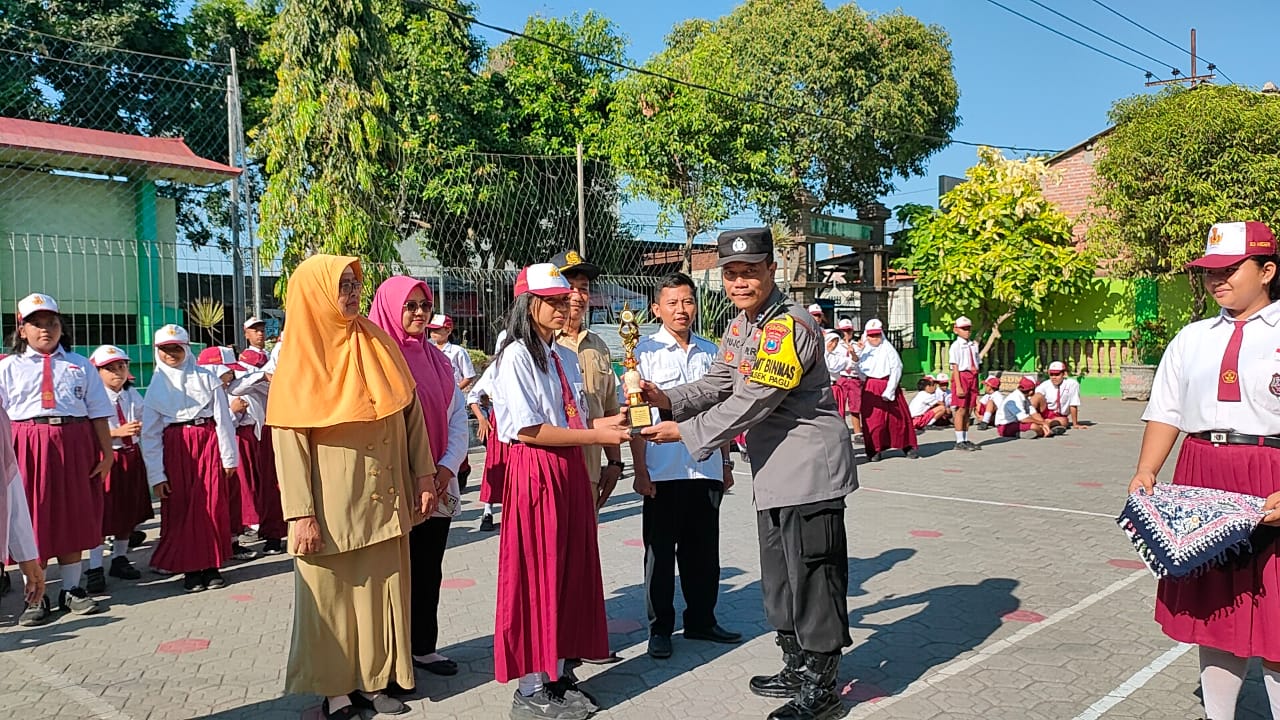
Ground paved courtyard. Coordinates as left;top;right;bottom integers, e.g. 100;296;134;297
0;398;1272;719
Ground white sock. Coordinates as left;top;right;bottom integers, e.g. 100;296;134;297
113;539;128;557
1199;646;1247;720
61;561;83;590
88;545;104;570
326;695;352;711
1263;665;1280;717
484;503;494;515
983;412;994;423
518;672;545;697
250;524;260;532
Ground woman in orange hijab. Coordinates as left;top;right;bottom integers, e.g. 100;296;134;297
269;255;437;719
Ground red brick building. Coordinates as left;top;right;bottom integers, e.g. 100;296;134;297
1040;127;1112;249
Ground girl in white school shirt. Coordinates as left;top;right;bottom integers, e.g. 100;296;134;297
490;263;630;719
141;325;239;594
1129;221;1280;720
0;293;113;626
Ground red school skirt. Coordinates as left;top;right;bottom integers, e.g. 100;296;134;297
103;445;154;538
480;409;508;505
494;442;608;682
252;427;286;541
1155;437;1280;660
150;422;231;574
860;377;917;456
12;419;103;561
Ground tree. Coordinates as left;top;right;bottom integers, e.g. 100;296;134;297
0;0;46;120
256;0;400;293
607;19;753;272
1089;85;1280;319
187;0;278;133
705;0;960;225
899;147;1097;355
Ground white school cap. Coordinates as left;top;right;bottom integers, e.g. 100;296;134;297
807;303;823;316
514;263;572;298
90;345;130;368
836;318;854;330
1187;222;1277;269
953;316;972;328
154;324;191;346
17;293;58;321
1048;361;1066;374
864;319;884;335
243;316;265;330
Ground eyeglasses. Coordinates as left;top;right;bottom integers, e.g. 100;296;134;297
403;301;432;314
338;279;361;295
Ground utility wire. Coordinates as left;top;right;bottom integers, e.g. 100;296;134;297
406;0;1064;154
980;0;1157;76
1017;0;1180;73
0;45;225;91
0;20;230;67
1087;0;1234;84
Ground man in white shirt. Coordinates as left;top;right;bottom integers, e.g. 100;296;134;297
948;316;983;451
631;272;739;660
996;376;1066;439
428;314;477;391
1031;360;1087;430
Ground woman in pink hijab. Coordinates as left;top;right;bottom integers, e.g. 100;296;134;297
1;401;46;611
369;276;469;677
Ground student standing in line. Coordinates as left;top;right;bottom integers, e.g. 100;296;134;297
1128;221;1280;720
857;319;918;462
1;293;113;625
89;345;151;584
948;316;982;452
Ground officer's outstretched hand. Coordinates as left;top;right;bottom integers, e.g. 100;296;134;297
639;380;672;410
640;420;682;444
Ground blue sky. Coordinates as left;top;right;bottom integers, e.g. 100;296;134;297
473;0;1278;238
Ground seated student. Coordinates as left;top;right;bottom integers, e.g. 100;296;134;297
908;377;950;430
1031;360;1087;429
995;376;1067;439
976;373;1000;430
934;374;953;407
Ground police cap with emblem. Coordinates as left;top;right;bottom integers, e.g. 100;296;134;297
717;227;773;267
548;249;601;280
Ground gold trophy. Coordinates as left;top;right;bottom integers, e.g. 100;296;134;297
619;303;660;435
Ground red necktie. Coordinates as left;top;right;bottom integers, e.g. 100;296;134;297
40;354;55;409
549;348;586;430
1055;385;1062;412
1217;320;1247;403
116;400;135;447
969;344;978;371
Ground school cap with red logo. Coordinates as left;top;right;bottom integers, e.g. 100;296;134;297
426;314;454;330
863;318;884;335
90;345;130;368
953;315;972;329
513;263;572;299
1048;360;1066;375
807;303;824;316
238;347;269;368
154;324;191;346
17;293;58;322
1018;376;1037;392
935;373;950;384
1187;221;1277;269
983;375;1002;390
836;318;854;330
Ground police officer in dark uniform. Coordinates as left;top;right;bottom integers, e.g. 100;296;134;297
639;227;856;720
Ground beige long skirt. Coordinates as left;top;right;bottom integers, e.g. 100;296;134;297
286;535;415;696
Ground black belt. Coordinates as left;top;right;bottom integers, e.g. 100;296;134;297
1190;431;1280;449
16;416;88;426
169;417;213;428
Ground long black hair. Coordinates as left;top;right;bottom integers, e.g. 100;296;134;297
1252;255;1280;301
8;312;74;354
496;294;552;374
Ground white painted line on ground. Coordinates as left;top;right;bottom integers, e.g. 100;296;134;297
859;486;1116;518
1;646;135;720
1071;642;1194;720
847;570;1148;718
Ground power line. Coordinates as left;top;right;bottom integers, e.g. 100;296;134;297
1087;0;1235;84
979;0;1156;76
0;20;230;67
0;45;225;91
1017;0;1180;73
406;0;1064;155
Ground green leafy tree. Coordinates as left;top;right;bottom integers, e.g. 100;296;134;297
257;0;400;292
0;0;46;119
706;0;960;225
900;147;1097;355
187;0;278;132
1089;85;1280;319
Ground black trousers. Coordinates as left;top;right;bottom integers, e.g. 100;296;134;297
643;479;724;636
757;498;852;654
409;515;452;656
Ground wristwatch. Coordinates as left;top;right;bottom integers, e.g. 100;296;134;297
723;459;735;470
607;459;626;471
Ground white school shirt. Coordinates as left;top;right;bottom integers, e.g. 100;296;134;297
467;363;496;407
0;348;113;421
439;342;477;384
491;338;589;444
824;343;859;382
1143;301;1280;435
635;327;724;483
857;341;903;399
429;387;470;519
104;386;144;450
228;371;270;437
140;373;239;487
908;389;942;418
1035;377;1081;414
996;389;1033;426
949;338;981;372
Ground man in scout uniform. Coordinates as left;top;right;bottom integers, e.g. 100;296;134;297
640;227;856;720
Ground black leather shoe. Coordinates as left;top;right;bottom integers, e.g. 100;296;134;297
767;651;843;720
85;567;106;593
648;634;673;658
905;448;919;459
479;513;495;532
684;624;743;644
413;657;459;676
128;530;146;549
261;538;285;555
750;633;805;698
109;555;142;580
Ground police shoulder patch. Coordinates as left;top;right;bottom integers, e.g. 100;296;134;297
749;314;802;390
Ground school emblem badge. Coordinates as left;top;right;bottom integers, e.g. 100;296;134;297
1207;225;1224;247
731;237;747;252
1222;370;1237;384
1270;374;1280;397
31;295;44;306
565;250;582;266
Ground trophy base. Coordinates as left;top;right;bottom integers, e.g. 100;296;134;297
628;404;661;436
